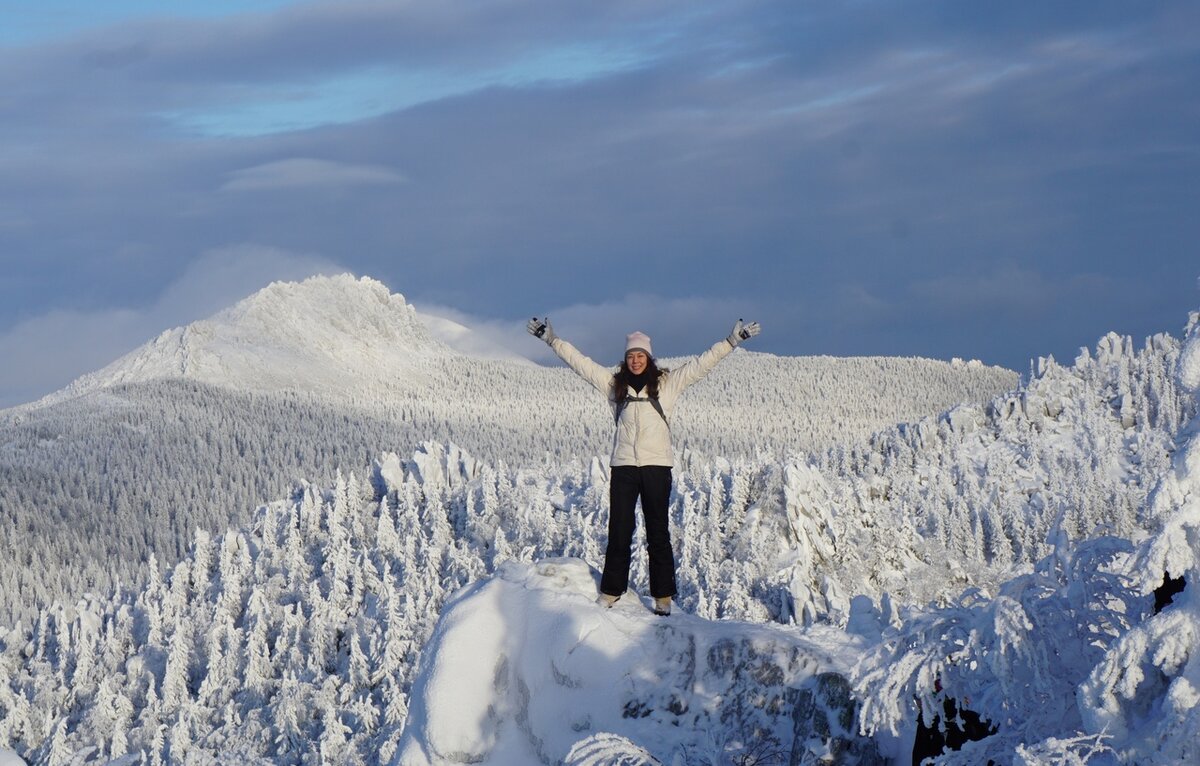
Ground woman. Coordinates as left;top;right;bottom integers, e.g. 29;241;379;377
527;317;761;615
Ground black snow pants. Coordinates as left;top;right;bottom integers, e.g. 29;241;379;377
600;465;676;598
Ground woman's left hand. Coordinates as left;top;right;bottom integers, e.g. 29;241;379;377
728;319;761;346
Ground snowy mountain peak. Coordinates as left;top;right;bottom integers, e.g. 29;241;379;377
206;273;443;353
46;274;458;403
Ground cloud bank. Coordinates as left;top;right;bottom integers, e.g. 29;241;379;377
1;0;1198;405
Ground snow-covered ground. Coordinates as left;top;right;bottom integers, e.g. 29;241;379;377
0;276;1196;765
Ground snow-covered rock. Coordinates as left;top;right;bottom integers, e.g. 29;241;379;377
849;302;1200;766
397;558;883;766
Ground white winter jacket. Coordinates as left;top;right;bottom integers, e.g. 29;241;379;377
550;336;735;467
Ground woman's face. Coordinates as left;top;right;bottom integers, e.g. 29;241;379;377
625;350;648;375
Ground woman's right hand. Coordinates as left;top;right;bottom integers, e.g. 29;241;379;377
527;317;557;344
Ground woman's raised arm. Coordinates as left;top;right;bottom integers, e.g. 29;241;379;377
528;317;614;397
668;319;762;392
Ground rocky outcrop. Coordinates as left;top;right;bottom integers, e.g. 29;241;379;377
397;558;882;765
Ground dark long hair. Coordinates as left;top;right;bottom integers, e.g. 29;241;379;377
612;357;668;403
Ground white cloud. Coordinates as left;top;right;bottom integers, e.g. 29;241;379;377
411;303;537;364
0;244;344;409
152;244;344;319
221;158;406;192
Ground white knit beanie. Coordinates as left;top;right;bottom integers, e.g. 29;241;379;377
625;331;652;357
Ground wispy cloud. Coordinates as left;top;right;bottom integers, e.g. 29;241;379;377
411;303;537;364
166;39;660;137
222;158;406;191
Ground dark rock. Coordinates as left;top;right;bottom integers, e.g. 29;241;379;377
1153;573;1186;614
789;672;886;765
912;697;996;765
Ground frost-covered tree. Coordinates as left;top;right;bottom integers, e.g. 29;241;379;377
852;313;1200;765
1076;311;1200;764
855;529;1142;764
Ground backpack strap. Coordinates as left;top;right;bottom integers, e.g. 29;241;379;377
615;395;668;427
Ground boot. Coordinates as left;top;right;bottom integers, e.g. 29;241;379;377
653;597;672;616
597;592;622;608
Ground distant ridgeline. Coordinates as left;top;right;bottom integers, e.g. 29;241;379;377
0;346;1015;626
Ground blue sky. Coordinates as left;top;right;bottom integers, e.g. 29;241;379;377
1;0;1198;407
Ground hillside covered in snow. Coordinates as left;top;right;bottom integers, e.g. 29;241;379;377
0;275;1017;625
